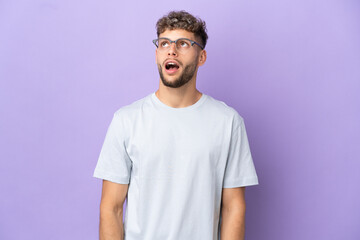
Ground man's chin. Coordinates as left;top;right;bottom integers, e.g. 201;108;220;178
160;76;182;88
162;77;179;85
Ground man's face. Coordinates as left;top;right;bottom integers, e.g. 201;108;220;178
155;29;204;88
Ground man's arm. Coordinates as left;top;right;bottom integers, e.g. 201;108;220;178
98;180;129;240
220;187;246;240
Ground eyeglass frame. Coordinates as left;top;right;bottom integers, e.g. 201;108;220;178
152;37;205;51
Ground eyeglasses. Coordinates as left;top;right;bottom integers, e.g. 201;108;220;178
152;37;204;53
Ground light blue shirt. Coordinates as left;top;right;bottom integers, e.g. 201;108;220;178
93;92;259;239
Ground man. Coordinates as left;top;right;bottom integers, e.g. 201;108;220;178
93;10;259;240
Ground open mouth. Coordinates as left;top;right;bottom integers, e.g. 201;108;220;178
165;62;179;70
164;61;180;74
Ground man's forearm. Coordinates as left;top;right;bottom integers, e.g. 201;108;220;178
99;209;124;240
220;207;246;240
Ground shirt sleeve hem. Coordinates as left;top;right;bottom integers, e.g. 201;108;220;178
93;168;130;184
222;176;259;188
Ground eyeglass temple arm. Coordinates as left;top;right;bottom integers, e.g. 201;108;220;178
191;40;204;49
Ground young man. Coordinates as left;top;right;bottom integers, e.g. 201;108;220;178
93;10;259;240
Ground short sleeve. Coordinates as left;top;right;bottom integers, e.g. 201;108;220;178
223;113;259;188
93;112;132;184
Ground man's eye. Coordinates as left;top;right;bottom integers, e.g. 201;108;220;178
179;41;189;47
160;42;169;47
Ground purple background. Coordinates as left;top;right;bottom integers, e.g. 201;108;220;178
1;0;359;239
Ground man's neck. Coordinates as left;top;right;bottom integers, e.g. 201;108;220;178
155;88;202;108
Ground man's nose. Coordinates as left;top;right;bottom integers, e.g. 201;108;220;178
167;42;177;56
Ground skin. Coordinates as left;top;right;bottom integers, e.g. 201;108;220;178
98;28;246;240
99;180;128;240
221;187;247;240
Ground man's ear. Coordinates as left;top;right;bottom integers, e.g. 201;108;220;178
198;49;207;66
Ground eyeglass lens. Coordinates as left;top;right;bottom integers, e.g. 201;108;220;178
156;39;192;52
